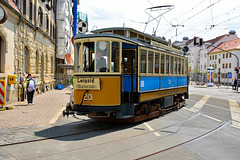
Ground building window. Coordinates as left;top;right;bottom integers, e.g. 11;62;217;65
219;58;221;64
223;54;225;59
222;64;225;68
46;15;49;32
226;63;228;68
38;7;43;27
230;54;232;58
36;52;39;74
229;63;231;68
210;56;211;60
215;55;217;59
29;1;33;21
23;0;26;15
226;53;228;58
24;47;29;74
0;37;4;73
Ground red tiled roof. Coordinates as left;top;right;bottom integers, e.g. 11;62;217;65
210;38;240;53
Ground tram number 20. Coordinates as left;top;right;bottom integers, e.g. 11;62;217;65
83;93;93;101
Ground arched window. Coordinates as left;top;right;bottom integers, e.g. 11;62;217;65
38;7;43;27
29;1;33;21
36;52;39;74
46;15;49;32
51;56;54;73
45;54;48;73
24;47;29;74
0;37;4;73
23;0;26;15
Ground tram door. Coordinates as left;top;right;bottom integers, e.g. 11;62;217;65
121;43;137;103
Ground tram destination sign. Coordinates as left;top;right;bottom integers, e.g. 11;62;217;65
73;77;100;90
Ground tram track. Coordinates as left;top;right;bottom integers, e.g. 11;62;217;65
1;112;205;160
187;99;240;124
0;120;116;148
135;121;230;160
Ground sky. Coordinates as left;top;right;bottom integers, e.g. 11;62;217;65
78;0;240;42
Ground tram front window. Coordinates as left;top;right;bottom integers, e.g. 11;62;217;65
83;42;95;72
82;41;110;72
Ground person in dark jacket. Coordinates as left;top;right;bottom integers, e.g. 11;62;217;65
234;78;237;90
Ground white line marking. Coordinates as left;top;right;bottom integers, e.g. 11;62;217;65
144;122;161;137
190;95;210;112
203;114;222;122
49;106;65;124
229;100;240;128
183;107;192;112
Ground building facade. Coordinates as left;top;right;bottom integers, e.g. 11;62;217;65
209;38;240;85
182;31;238;83
0;0;56;104
56;0;75;86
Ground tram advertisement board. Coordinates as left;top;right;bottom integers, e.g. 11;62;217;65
73;77;100;90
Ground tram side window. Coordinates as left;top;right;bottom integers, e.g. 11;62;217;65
174;57;177;74
96;41;110;72
140;50;147;73
111;42;120;72
83;42;95;72
182;59;184;74
155;53;160;74
166;55;169;74
185;59;187;74
178;58;181;74
148;51;153;74
161;54;165;74
170;56;174;74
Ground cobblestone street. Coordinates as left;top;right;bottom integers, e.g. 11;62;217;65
0;87;71;129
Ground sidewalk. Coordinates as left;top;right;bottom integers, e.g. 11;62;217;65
189;84;240;101
0;87;71;129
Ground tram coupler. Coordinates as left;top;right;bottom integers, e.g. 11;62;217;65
63;102;74;117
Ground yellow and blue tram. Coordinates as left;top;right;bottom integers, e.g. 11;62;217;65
63;27;189;122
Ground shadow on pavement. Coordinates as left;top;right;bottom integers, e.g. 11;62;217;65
34;120;140;141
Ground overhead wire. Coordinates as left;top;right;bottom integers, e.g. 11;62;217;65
174;5;240;39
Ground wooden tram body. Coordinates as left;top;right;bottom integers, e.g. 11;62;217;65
64;27;189;122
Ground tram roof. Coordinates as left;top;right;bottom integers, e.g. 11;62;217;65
74;33;185;56
74;33;151;47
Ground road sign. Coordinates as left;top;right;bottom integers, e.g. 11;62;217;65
77;21;88;34
0;80;5;106
227;72;232;78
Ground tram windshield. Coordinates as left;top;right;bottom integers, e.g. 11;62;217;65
77;41;120;73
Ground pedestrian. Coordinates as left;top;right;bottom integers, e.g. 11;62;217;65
234;78;237;90
25;74;36;105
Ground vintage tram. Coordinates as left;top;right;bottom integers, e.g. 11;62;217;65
63;27;188;122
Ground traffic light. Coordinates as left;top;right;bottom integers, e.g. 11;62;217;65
235;67;239;73
199;38;203;46
194;37;197;46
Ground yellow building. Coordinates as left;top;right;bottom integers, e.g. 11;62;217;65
0;0;56;104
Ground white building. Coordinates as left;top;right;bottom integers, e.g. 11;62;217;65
209;38;240;85
183;30;238;83
56;0;74;85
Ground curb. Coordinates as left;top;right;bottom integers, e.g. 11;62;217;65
0;106;14;111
